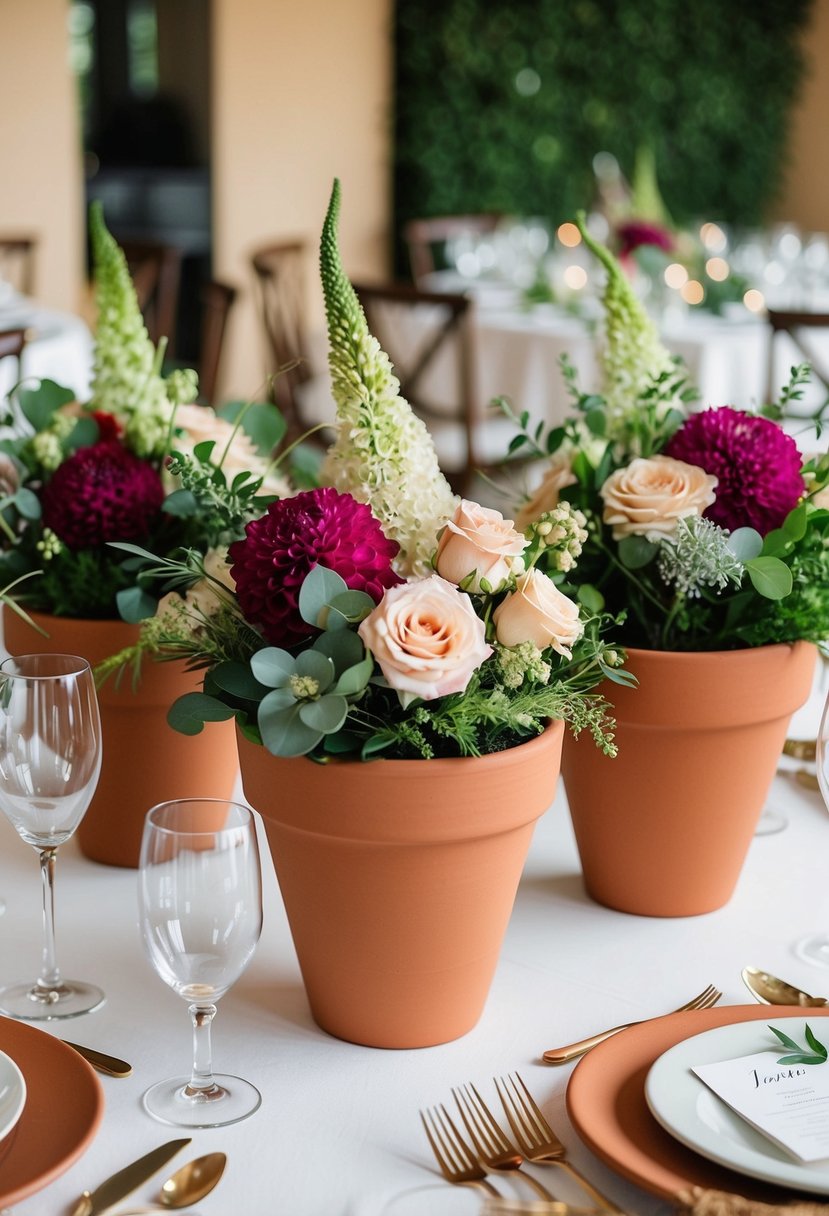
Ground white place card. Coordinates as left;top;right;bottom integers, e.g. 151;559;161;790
694;1046;829;1163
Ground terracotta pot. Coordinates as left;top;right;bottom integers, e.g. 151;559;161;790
3;608;239;868
237;721;564;1048
561;642;818;917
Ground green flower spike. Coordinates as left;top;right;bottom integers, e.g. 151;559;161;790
576;211;684;443
89;202;197;457
319;178;457;577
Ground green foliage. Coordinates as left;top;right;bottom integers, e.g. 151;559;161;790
393;0;813;270
770;1024;828;1066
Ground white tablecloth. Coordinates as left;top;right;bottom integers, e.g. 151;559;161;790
1;682;828;1216
0;298;93;403
418;275;828;425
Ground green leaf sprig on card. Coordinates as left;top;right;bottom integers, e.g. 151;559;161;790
507;216;829;653
769;1024;829;1066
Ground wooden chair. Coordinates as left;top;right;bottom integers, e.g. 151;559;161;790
0;328;28;386
402;214;503;285
197;280;237;408
767;309;829;404
0;237;36;296
250;240;318;442
352;281;519;495
120;239;183;354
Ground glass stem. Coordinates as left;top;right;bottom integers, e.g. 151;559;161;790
37;847;61;992
186;1003;219;1096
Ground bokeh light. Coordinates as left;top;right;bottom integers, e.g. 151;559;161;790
557;222;581;248
705;257;729;281
743;288;766;312
563;265;588;290
681;280;705;305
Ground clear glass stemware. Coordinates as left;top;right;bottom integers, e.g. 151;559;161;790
796;684;829;965
138;798;263;1128
0;652;104;1018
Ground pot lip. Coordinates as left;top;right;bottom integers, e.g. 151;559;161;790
3;606;128;628
622;640;815;661
237;717;564;773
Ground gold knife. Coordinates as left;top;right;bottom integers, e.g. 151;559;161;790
70;1139;191;1216
62;1040;132;1078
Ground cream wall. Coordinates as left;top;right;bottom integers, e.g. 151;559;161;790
211;0;393;399
0;0;84;309
775;0;829;230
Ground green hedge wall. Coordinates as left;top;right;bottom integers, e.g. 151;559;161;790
393;0;814;269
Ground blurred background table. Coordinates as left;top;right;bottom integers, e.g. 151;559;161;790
0;295;93;403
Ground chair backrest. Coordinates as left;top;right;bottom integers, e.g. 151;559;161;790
198;280;237;408
767;309;829;402
402;214;502;284
0;237;36;296
120;239;183;355
250;240;311;438
0;327;28;388
352;280;482;491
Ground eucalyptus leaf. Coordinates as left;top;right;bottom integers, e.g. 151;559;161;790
218;400;287;454
577;584;604;613
298;564;349;628
294;649;335;689
299;695;348;733
16;379;74;431
618;535;658;570
116;585;158;623
12;487;41;520
258;687;298;715
328;590;376;621
167;692;236;736
210;661;270;700
313;628;364;674
783;502;808;541
259;700;322;757
250;647;295;687
162;488;199;517
67;416;99;450
726;527;762;561
745;556;793;600
333;654;374;696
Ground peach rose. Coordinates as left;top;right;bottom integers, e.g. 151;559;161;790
600;455;717;540
358;574;492;704
514;455;578;532
435;499;526;592
493;568;583;658
173;404;291;498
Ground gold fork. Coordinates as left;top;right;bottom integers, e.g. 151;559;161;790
495;1072;624;1214
420;1103;501;1197
453;1082;557;1201
542;982;722;1063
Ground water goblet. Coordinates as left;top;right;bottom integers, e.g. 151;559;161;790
138;798;263;1128
796;685;829;966
0;652;104;1019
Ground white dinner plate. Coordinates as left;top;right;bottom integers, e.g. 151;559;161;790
0;1048;26;1145
645;1017;829;1194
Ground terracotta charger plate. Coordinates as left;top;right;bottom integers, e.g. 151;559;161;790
0;1015;104;1208
566;1004;829;1206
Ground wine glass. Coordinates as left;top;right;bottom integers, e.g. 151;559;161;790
138;798;263;1127
796;686;829;965
0;653;104;1019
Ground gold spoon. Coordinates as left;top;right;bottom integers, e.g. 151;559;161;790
741;965;828;1007
111;1152;227;1213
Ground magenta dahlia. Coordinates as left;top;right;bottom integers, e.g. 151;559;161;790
617;220;674;258
41;440;165;549
664;406;804;535
229;487;402;646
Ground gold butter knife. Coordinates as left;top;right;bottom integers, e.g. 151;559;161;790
63;1040;133;1077
71;1139;191;1216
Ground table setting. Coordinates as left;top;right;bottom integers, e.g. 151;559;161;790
2;181;829;1216
0;288;93;405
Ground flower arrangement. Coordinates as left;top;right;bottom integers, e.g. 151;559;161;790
508;216;829;653
122;181;623;762
0;204;286;621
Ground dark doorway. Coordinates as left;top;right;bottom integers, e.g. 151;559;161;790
71;0;212;363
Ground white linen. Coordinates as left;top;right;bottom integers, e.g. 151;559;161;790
1;688;828;1216
0;299;94;403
